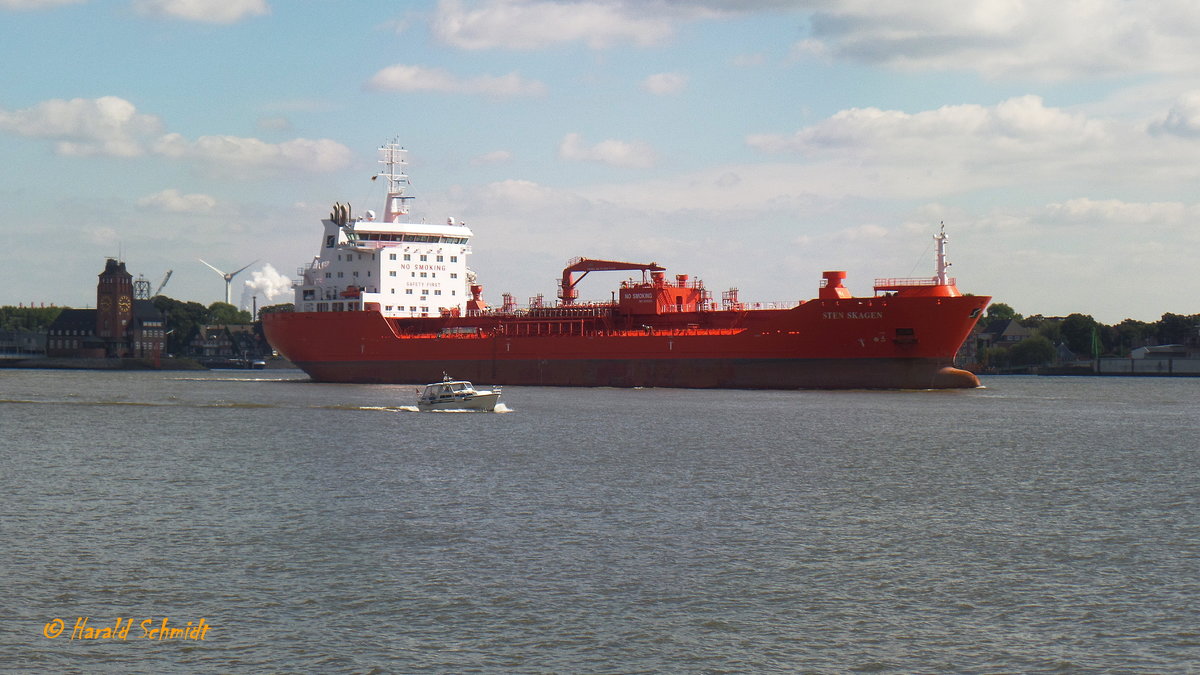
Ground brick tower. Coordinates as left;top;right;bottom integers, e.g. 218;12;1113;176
96;258;133;344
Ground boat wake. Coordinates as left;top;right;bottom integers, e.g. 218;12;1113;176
169;376;309;383
386;403;513;414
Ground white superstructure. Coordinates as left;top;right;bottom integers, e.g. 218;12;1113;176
292;141;474;318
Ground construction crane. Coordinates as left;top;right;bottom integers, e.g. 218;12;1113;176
558;258;666;304
155;270;173;297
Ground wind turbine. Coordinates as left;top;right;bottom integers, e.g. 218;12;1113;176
199;258;258;305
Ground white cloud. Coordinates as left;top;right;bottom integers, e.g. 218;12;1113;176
432;0;676;50
1045;198;1195;226
641;72;687;95
0;96;350;173
0;96;162;157
802;1;1200;80
137;188;217;213
86;226;119;247
151;134;352;172
474;178;589;213
959;199;1200;322
132;0;269;24
559;132;656;169
580;94;1200;214
429;3;1200;81
747;95;1108;158
366;64;546;97
740;95;1144;199
1148;91;1200;137
580;162;843;212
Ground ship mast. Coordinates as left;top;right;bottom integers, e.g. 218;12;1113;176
934;223;951;285
378;140;414;223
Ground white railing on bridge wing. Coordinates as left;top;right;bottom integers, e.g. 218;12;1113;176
874;277;955;288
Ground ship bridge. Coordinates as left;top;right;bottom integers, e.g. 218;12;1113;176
292;143;476;319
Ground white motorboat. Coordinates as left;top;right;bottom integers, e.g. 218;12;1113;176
416;375;502;411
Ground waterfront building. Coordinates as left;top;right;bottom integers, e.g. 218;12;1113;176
46;259;166;359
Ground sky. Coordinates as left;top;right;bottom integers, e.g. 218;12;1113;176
3;0;1200;324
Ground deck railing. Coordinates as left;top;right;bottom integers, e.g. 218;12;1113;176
874;277;955;288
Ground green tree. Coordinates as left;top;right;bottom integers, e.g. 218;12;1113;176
986;302;1021;323
208;302;252;325
0;306;63;331
258;303;293;315
152;296;210;355
1097;324;1119;357
1032;318;1061;344
1060;313;1099;356
1157;313;1198;345
1009;335;1056;366
1114;319;1155;355
982;346;1010;369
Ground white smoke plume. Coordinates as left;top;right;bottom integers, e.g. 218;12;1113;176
240;263;292;310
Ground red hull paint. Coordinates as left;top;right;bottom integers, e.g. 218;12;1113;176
264;293;990;389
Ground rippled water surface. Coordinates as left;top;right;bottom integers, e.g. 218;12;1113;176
2;369;1197;673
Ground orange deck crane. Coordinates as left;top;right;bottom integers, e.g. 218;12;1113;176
558;258;666;304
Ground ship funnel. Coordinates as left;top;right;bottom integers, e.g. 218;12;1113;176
819;271;852;299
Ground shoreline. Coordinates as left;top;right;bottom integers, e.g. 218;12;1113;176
0;357;207;371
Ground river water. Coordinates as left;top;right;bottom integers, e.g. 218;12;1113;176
1;369;1196;673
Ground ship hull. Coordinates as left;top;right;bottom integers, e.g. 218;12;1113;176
292;355;977;389
263;294;989;389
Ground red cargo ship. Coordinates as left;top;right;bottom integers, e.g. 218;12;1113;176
263;142;989;389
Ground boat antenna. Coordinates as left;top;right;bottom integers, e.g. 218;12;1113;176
934;221;951;285
376;139;414;223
